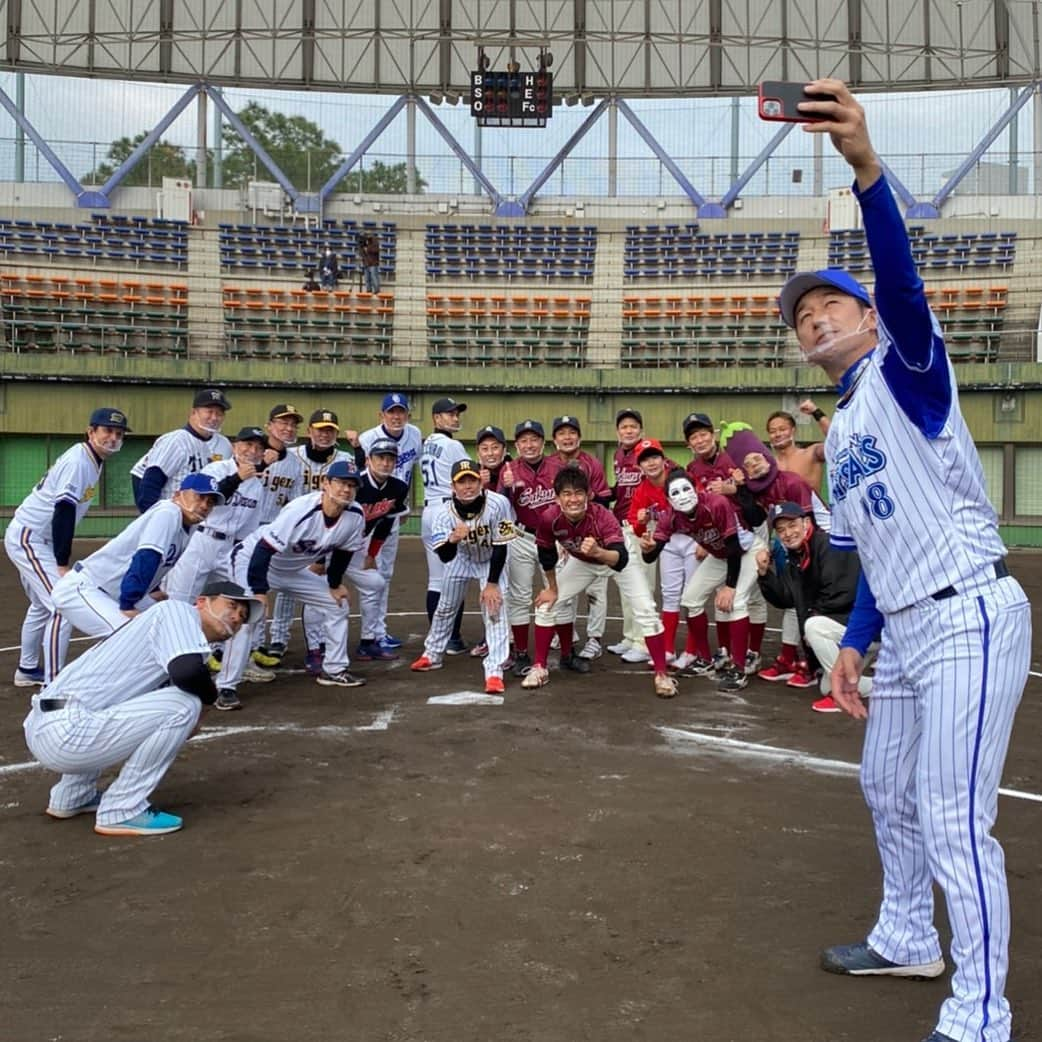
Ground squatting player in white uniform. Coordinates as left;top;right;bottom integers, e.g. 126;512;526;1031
130;387;232;512
23;582;261;837
410;459;516;694
355;391;423;651
420;397;470;651
779;80;1031;1042
215;460;368;708
46;474;224;678
4;406;130;687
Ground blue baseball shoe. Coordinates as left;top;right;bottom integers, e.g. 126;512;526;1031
380;634;403;649
94;807;183;836
46;791;101;819
14;666;46;687
820;940;944;979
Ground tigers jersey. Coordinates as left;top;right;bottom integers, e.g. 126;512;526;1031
243;492;366;568
427;492;517;576
420;432;469;506
42;599;211;711
130;425;232;496
200;458;264;541
256;450;304;524
13;441;105;532
360;423;423;488
292;444;352;493
78;500;192;599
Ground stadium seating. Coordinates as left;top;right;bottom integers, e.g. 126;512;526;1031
218;219;397;282
829;227;1016;272
222;284;394;363
927;284;1007;361
424;224;597;281
426;292;590;366
624;225;799;280
0;214;189;268
0;272;188;355
620;292;787;368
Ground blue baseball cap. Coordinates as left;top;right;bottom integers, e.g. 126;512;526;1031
778;268;872;328
514;419;545;439
179;473;225;504
381;392;410;412
88;407;131;431
326;460;361;483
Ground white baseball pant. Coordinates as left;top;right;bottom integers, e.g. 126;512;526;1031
660;534;697;613
679;551;758;620
422;505;447;593
220;555;350;689
536;556;662;637
23;687;201;827
505;530;545;627
424;569;510;678
859;572;1030;1042
344;555;389;642
617;523;658;645
803;614;874;695
4;521;60;675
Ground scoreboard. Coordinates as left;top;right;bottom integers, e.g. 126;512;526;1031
470;69;553;127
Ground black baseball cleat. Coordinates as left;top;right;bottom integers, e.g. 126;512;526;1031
560;651;591;674
511;651;532;677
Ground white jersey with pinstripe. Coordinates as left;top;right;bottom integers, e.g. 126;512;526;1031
129;427;232;496
827;345;1005;613
23;599;211;827
422;492;515;675
292;443;352;492
256;451;305;524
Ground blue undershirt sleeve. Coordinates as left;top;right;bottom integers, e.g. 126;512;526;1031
119;548;163;610
247;541;277;595
856;175;952;439
136;466;168;512
839;572;884;656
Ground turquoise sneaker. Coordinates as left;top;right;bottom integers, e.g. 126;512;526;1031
94;807;183;836
46;791;101;819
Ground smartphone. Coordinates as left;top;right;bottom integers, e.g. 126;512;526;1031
757;81;835;123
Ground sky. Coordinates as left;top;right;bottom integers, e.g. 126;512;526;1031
0;71;1034;199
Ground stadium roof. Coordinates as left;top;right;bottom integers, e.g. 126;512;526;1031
0;0;1036;98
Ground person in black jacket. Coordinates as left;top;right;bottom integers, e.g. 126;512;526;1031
755;501;870;713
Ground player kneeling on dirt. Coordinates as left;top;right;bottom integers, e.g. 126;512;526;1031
411;460;515;694
522;465;676;699
23;582;262;837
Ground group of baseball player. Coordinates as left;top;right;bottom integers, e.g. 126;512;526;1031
2;76;1032;1042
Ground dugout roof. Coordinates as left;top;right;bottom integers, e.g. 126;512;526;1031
0;0;1037;97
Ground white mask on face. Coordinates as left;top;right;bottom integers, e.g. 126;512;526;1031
801;311;872;363
204;599;238;639
667;478;698;514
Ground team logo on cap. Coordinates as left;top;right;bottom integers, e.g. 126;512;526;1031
561;415;574;425
209;391;222;402
321;412;334;422
109;412;125;424
391;394;402;405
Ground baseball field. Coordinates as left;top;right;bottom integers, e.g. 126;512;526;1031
2;539;1040;1042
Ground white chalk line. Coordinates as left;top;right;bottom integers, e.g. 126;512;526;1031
0;708;398;778
657;726;1042;805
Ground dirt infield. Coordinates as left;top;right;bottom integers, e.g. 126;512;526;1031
1;540;1041;1042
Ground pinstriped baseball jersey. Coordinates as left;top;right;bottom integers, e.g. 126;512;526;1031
78;500;192;598
200;458;264;541
292;443;352;492
420;432;469;505
130;426;232;495
241;491;366;565
256;450;305;523
41;599;211;710
827;344;1004;613
360;423;423;488
427;492;517;576
13;442;105;531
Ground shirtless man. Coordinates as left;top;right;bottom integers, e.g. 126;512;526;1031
764;400;831;495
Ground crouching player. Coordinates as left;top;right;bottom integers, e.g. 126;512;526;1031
522;465;677;699
642;470;758;693
411;460;515;693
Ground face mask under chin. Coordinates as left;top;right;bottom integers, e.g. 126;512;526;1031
800;313;871;363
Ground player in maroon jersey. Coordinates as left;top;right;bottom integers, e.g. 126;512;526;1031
683;412;739;495
497;420;562;676
549;415;613;661
641;470;758;692
522;466;677;699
